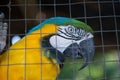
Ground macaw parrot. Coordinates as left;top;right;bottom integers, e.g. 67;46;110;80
0;17;94;80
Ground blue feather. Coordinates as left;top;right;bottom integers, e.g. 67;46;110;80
28;17;93;34
28;17;71;34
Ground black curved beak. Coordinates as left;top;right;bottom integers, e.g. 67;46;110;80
63;38;94;70
78;38;94;70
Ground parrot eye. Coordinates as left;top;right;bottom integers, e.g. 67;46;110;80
66;26;75;34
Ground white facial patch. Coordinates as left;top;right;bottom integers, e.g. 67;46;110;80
49;35;73;53
49;25;93;53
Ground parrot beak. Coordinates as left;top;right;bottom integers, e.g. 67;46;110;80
63;38;94;70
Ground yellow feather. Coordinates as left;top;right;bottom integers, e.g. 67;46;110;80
0;24;60;80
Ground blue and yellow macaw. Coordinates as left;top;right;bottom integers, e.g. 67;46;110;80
0;17;94;80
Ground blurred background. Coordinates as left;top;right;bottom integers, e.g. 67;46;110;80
0;0;120;80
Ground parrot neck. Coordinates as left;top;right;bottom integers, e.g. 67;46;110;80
27;24;64;68
41;35;65;69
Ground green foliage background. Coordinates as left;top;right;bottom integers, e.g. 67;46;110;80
58;50;120;80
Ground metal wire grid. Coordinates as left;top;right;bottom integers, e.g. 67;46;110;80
0;0;120;80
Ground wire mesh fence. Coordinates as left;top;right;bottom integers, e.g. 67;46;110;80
0;0;120;80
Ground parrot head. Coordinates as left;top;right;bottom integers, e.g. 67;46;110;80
28;17;95;70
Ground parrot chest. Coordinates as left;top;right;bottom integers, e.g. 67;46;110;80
0;34;60;80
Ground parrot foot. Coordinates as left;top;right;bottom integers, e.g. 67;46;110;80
0;11;8;54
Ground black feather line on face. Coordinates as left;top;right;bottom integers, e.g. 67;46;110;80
41;34;65;69
58;26;86;41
